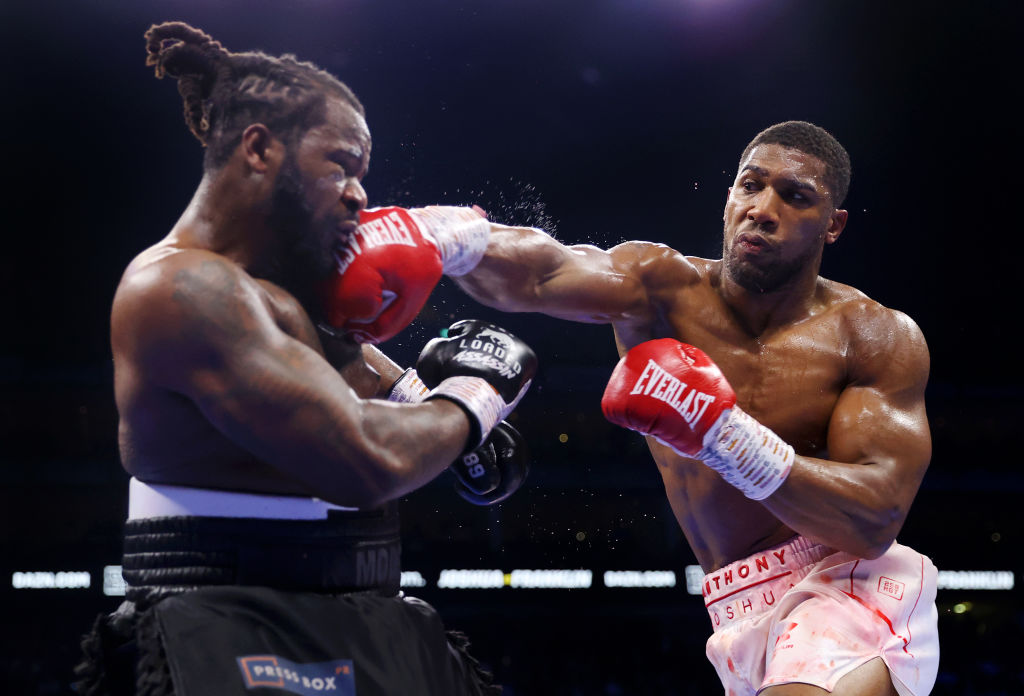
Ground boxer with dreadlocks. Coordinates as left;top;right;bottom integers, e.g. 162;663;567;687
75;22;537;696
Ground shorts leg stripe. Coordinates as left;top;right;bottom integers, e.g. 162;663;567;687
903;555;926;655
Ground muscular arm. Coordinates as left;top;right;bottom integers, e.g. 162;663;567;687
760;310;932;559
113;253;469;508
455;224;687;325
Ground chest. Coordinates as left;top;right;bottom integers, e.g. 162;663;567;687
710;331;844;427
635;297;850;455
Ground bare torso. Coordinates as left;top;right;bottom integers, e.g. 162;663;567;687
612;257;867;571
113;242;383;496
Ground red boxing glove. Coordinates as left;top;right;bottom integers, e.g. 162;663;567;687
601;339;735;455
320;206;491;344
319;206;443;344
602;339;793;500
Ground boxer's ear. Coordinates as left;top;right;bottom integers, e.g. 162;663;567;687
240;124;282;173
825;208;848;245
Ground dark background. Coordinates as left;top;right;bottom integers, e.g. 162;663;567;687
2;0;1021;694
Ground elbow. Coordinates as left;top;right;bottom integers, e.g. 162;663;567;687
853;506;905;560
846;470;912;559
857;537;896;561
835;528;896;560
313;450;408;510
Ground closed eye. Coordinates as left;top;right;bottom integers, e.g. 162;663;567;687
329;148;369;181
328;156;349;176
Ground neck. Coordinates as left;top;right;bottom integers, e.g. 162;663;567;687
168;166;277;274
716;261;822;337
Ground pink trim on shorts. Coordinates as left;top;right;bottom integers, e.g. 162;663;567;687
702;536;833;631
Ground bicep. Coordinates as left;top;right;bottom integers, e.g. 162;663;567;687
531;243;652;323
187;330;367;466
124;259;370;467
183;323;472;506
828;386;931;470
458;228;676;324
826;321;932;502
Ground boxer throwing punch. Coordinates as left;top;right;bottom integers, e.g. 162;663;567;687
76;22;536;696
446;122;939;695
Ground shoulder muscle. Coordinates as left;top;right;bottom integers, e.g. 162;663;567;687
844;298;930;400
112;251;275;390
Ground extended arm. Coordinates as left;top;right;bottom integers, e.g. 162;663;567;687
455;223;683;325
114;253;472;509
759;310;931;558
321;207;692;342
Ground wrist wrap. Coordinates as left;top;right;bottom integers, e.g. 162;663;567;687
694;407;794;500
387;368;430;404
408;207;491;276
427;376;505;452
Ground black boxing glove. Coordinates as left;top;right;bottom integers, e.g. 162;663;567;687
417;320;538;451
451;421;530;505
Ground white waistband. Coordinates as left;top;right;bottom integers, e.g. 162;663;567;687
127;477;358;521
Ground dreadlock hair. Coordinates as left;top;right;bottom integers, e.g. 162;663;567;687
739;121;852;207
144;21;364;171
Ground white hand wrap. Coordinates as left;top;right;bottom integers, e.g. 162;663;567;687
407;206;491;276
428;375;527;450
694;407;794;500
387;368;430;403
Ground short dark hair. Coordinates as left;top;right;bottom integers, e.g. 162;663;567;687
739;121;851;207
144;22;364;170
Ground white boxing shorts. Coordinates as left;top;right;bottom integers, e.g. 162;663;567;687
703;536;939;695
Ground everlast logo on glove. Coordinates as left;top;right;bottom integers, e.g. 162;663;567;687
629;358;717;427
319;206;446;344
333;210;421;275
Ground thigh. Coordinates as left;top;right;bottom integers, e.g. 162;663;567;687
760;657;897;696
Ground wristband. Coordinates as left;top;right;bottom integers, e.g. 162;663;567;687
408;206;491;276
427;376;505;452
694;407;794;500
387;368;430;403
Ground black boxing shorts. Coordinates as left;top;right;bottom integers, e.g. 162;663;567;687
77;587;499;696
74;479;500;695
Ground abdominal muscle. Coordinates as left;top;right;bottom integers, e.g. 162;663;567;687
648;438;798;573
